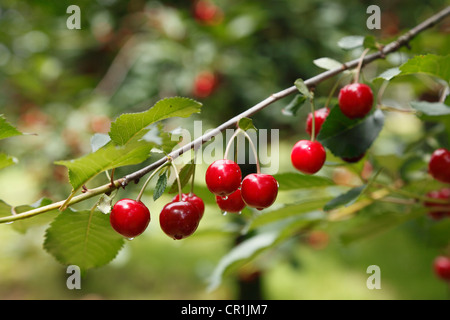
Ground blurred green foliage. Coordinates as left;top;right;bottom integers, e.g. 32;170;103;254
0;0;449;300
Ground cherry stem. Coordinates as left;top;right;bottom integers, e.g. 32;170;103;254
224;127;261;174
135;162;167;202
310;97;317;142
168;157;183;201
354;48;370;83
224;128;242;160
189;153;198;197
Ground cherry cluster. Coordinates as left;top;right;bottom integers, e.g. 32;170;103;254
205;159;279;213
291;82;373;175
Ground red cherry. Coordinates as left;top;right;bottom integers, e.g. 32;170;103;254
433;256;450;281
110;198;150;238
193;71;218;98
215;189;246;213
240;173;278;210
193;0;223;25
159;201;201;240
306;107;329;137
172;193;205;219
205;159;242;197
429;148;450;184
425;188;450;220
338;83;373;119
291;140;326;174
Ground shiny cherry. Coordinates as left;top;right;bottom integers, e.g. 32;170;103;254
205;159;242;197
159;201;201;240
110;198;150;238
215;189;246;213
433;256;450;281
425;188;450;220
172;193;205;219
306;107;329;138
338;83;373;119
291;140;326;174
240;173;278;210
429;148;450;184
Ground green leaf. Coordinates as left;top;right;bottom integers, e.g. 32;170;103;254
313;57;344;71
0;115;22;140
55;139;156;191
363;35;377;50
153;172;168;201
272;172;334;191
409;101;450;116
294;78;313;99
372;67;401;82
168;161;195;194
337;35;364;50
238;117;257;131
109;97;202;146
398;54;450;82
0;153;18;170
324;185;366;211
317;107;385;158
43;208;125;272
281;94;307;116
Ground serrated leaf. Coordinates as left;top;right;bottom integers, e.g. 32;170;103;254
337;35;365;50
272;172;334;191
317;107;385;158
282;94;307;116
324;185;366;211
168;161;195;194
238;117;257;131
0;115;22;140
398;54;450;83
44;208;125;272
313;57;344;71
153;172;168;201
0;153;18;170
409;101;450;116
56;139;156;191
294;78;313;99
109;97;202;146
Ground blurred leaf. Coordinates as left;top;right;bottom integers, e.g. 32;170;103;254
43;208;125;272
109;97;202;146
282;94;307;116
272;172;334;191
317;107;385;158
372;67;401;82
427;219;450;247
324;185;366;211
409;101;450;116
0;115;22;140
238;117;257;131
363;35;377;49
337;35;365;50
0;153;17;170
398;54;450;82
153;172;168;201
313;57;344;70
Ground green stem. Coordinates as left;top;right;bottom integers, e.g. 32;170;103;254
310;97;316;142
168;158;183;201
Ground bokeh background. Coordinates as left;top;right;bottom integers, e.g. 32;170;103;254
0;0;449;299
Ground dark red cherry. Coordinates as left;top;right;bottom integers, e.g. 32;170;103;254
240;173;278;210
205;159;242;197
159;201;201;240
338;83;373;119
172;193;205;219
110;198;150;238
306;107;329;137
291;140;326;175
429;148;450;184
433;256;450;281
425;188;450;220
215;188;246;213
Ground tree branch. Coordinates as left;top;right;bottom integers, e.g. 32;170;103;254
1;6;448;224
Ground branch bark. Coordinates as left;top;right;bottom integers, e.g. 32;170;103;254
1;6;449;224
